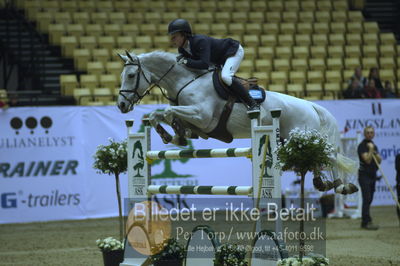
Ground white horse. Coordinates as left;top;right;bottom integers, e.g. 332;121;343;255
117;51;357;195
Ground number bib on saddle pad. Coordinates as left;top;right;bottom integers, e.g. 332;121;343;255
212;69;266;104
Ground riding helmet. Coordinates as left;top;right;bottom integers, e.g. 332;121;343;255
168;18;192;35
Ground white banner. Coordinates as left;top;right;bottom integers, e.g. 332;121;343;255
1;100;399;223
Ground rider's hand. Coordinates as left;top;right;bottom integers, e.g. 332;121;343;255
177;56;187;65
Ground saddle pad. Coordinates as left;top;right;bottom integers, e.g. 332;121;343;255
212;70;266;104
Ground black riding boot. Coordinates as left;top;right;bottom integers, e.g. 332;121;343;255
229;78;259;112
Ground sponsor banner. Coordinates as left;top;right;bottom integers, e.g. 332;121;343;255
1;100;399;223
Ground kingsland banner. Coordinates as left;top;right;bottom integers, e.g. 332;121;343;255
0;100;399;223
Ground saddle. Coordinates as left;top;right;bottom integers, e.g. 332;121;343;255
212;69;266;104
205;69;266;143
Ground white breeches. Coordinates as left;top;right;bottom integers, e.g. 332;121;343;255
221;45;244;86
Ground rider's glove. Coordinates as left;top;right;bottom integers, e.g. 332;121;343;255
176;55;187;65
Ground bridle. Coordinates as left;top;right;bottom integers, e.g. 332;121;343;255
119;54;176;110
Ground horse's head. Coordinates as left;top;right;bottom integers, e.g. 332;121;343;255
117;51;151;113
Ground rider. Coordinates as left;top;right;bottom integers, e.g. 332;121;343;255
168;18;259;112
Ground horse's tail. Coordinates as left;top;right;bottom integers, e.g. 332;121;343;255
311;104;358;178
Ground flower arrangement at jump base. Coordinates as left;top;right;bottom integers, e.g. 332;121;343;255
149;238;186;266
275;128;331;264
93;138;128;266
214;243;248;266
277;254;329;266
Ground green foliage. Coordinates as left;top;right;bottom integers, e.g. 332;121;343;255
93;138;128;175
150;238;185;262
214;244;248;266
275;128;334;177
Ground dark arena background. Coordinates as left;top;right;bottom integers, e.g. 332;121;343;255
1;0;400;265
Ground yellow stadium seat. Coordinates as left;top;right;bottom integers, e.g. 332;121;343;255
284;1;300;11
362;57;378;69
342;70;355;81
275;46;292;59
201;1;217;12
78;1;96;11
255;59;273;72
144;12;162;24
153;36;170;50
280;23;296;34
315;11;331;23
292;46;310;59
126;12;145;24
298;11;314;22
363;22;379;34
260;35;277;47
197;12;214;23
379;57;395;69
106;61;123;79
94;88;114;103
104;24;122;39
244;47;257;60
243;35;259;47
273;58;291;71
73;48;91;71
289;71;307;84
79;36;98;51
121;24;140;36
380;69;395;82
309;58;326;70
333;1;349;11
54;12;72;25
291;58;309;70
268;1;284;12
245;24;262;35
48;24;65;45
114;1;131;11
325;70;342;83
91;12;109;26
301;1;316;11
87;62;104;78
252;71;269;88
296;22;313;34
312;34;328;46
379;32;397;45
379;45;396;57
162;12;179;24
80;75;99;90
232;12;248;23
139;24;157;37
327;58;343;70
234;1;251;12
270;71;288;84
99;75;118;89
262;23;279;35
193;23;210;35
331;11;347;22
73;88;93;105
345;45;361;58
295;34;312;46
258;47;275;59
248;12;265;23
314;22;330;34
116;36;134;50
212;12;230;24
307;71;325;83
34;12;53;32
327;46;344;58
305;83;323;98
329;34;345;46
362;45;378;58
322;95;335;100
211;24;228;36
363;33;378;44
278;34;294;46
317;1;332;11
66;24;84;39
60;75;78;96
330;22;346;34
60;36;78;58
310;46;326;58
165;1;180;11
265;12;282;23
348;11;363;22
98;36;115;53
217;1;234;12
282;12;298;23
347;22;363;33
109;12;126;25
251;1;267;12
97;1;114;11
287;84;305;97
92;49;110;65
324;83;342;98
346;34;362;45
148;1;165;12
85;24;103;38
344;58;361;69
239;60;254;73
135;36;153;49
268;84;286;94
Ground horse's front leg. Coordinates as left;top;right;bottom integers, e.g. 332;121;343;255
148;111;173;144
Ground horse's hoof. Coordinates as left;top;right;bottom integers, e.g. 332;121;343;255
335;184;346;194
345;183;359;194
178;137;188;146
